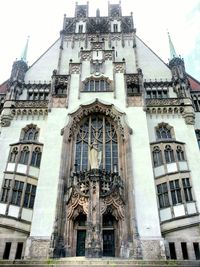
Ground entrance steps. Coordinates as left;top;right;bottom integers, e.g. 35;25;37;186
0;257;199;267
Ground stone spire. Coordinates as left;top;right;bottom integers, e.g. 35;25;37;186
167;32;177;59
21;36;29;62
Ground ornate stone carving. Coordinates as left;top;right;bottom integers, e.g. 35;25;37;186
146;98;181;107
109;4;121;17
87;18;110;34
67;99;125;140
14;100;49;108
126;74;139;84
114;63;125;73
52;97;67;108
104;51;113;61
64;18;76;34
28;238;50;258
0;114;13;127
121;16;134;33
80;51;92;61
67;192;89;219
52;74;68;95
70;63;81;74
24;82;51;90
91;42;105;50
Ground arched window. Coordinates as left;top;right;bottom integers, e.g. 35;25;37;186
164;145;175;163
152;146;163;167
30;147;42;167
19;146;30;165
9;147;18;163
84;78;111;92
21;124;39;141
156;123;172;140
75;114;118;172
176;146;185;161
195;130;200;149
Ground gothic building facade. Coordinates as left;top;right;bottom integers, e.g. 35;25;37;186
0;2;200;261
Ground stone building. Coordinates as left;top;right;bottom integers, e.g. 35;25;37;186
0;1;200;261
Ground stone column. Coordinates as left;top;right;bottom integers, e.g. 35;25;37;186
85;169;102;257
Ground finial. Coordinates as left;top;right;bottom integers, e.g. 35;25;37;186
96;8;100;17
21;36;29;63
167;31;177;59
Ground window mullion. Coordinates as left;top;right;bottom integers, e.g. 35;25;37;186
103;116;106;169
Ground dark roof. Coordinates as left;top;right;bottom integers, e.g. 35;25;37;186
188;74;200;91
0;80;8;94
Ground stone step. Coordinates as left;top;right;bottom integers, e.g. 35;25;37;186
0;258;199;267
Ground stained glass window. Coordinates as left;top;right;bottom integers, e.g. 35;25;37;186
75;114;118;172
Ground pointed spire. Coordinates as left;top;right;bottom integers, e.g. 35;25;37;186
21;36;29;62
168;32;177;59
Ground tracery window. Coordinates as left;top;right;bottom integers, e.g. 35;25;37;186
176;146;185;161
164;145;175;163
84;79;111;92
1;179;11;203
152;146;163;167
169;179;182;205
19;146;30;165
30;147;42;167
75;114;118;172
195;130;200;149
22;125;39;141
156;124;172;140
157;182;170;208
182;178;193;202
23;183;36;209
11;181;24;206
157;178;193;209
9;147;18;163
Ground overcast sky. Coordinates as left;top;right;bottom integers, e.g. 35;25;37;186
0;0;199;84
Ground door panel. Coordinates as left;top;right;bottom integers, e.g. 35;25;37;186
103;230;115;257
76;230;86;256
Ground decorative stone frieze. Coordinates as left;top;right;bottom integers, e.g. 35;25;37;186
114;62;125;73
69;63;81;74
14;100;49;108
24;82;51;90
146;98;181;107
10;100;48;119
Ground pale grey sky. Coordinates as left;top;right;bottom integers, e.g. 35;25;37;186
0;0;199;83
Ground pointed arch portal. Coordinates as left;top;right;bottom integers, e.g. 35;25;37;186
52;99;136;258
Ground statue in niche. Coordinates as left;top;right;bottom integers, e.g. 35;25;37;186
89;140;102;169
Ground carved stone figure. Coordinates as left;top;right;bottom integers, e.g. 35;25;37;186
89;140;101;169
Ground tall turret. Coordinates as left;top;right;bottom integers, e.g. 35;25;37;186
168;32;190;98
8;37;29;100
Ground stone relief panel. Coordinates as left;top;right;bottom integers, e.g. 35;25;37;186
69;63;81;74
29;239;50;258
80;51;92;61
114;63;125;73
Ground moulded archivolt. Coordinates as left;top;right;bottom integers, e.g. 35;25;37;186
66;99;130;141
